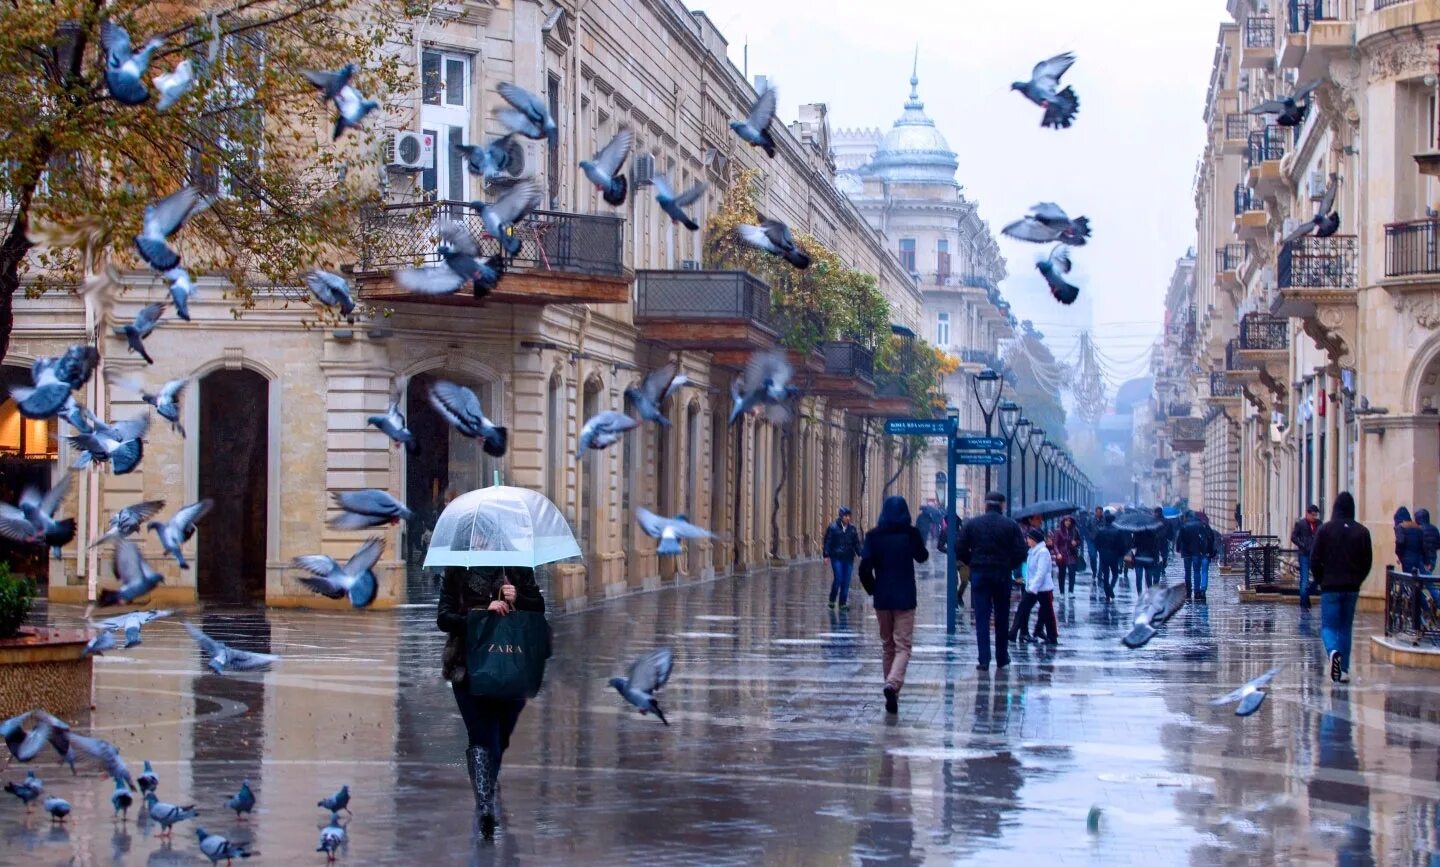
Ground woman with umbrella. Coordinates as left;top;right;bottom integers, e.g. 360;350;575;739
1048;515;1082;596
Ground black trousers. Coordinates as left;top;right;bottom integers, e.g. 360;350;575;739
1009;590;1038;640
1098;558;1120;599
971;571;1012;668
452;683;526;769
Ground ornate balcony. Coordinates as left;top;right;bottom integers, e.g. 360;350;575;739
809;340;876;398
1273;235;1358;365
1242;16;1276;68
1168;416;1206;453
1383;219;1440;285
352;201;629;306
634;270;779;368
1223;112;1251;155
1246;127;1289;198
1233;185;1269;241
1205;370;1243;412
1216;243;1246;296
1239;313;1289;352
1297;0;1357;80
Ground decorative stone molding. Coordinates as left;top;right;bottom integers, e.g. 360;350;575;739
1367;38;1439;84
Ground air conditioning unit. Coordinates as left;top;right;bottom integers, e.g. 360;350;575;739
680;259;700;271
386;131;433;171
1308;170;1326;200
632;153;656;187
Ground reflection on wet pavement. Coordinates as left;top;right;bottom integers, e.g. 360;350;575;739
7;561;1440;865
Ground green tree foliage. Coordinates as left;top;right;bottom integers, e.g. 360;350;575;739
0;562;36;639
0;0;410;360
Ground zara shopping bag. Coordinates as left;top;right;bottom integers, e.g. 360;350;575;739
466;609;552;699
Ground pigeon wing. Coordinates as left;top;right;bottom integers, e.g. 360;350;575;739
438;221;480;257
0;506;36;542
1249;100;1286;116
592;127;633;176
746;85;777;131
635;507;670;539
592;410;638;434
112;538;148;585
1030;202;1070;224
342;536;385;578
1210;685;1251;706
627;647;674;693
291;554;340;578
737;224;775;253
497;81;543;118
1319;173;1339;215
640;364;680;403
171;499;213;533
429;380;484;428
396;267;466;295
334;489;396;516
144;187;204;238
159;378;189;404
488;181;543;226
36;473;70;517
1031;52;1076;88
1001;218;1058;243
1050;245;1073;274
134;303;166;331
651;174;675;200
1281;219;1318;246
100;20;133;66
1250;666;1283;690
182;622;224;657
111;412;151;442
749;351;793;390
1291;79;1323;102
673;181;707;208
669;518;715;540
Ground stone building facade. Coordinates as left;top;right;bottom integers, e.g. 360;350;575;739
8;0;941;610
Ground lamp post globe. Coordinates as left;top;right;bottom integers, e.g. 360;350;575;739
998;401;1020;514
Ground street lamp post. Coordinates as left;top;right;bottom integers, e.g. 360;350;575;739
1028;427;1045;505
1014;417;1032;510
998;401;1021;516
971;369;1004;499
1041;441;1056;500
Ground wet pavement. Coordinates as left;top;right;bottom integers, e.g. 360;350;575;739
5;559;1440;865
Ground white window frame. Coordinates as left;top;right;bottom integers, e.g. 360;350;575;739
936;311;950;347
420;49;473;203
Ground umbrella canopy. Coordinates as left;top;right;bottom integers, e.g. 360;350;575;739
1011;500;1078;522
1162;507;1182;520
423;486;581;569
1113;510;1163;532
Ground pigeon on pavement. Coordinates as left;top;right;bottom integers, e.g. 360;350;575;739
101;20;164;106
1211;666;1283;717
609;648;674;725
148;499;213;570
1250;79;1322;127
183;623;280;675
654;175;706;232
152;58;195;111
328;490;412;530
304;270;356;318
625;364;687;427
636;508;715;556
111;776;135;820
731;84;777;157
318;784;351;815
133;187;210;273
578;411;638;456
290;537;385;609
738;215;811;269
70;733;136;791
317;813;347;860
1283;173;1341;244
729;351;797;424
470;180;543;258
1037;245;1080;305
396;221;507;298
197;827;254;863
495;81;557;145
42;796;71;822
84;628;117;657
146;791;198;837
1002;203;1091;246
304;63;379;140
4;771;43;811
137;760;159;795
1012;52;1080;129
428;380;507;457
224;780;256;820
581;127;634;206
368;390;417;453
95;609;172;648
96;538;166;608
122;303;166;365
1122;582;1187;648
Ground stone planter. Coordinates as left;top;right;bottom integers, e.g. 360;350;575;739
0;628;93;717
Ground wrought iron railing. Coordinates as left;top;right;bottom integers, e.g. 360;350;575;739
1169;415;1206;444
1384;219;1440;277
822;341;875;382
633;270;778;330
1240;314;1289;350
1168;402;1194;417
354;200;625;277
1247;126;1288;166
1278;234;1358;289
1225;338;1258;371
961;274;998;293
1234;184;1264;216
1241;536;1284;589
1288;0;1312;32
1217;243;1246;272
1225;113;1251;141
1210;371;1242;397
1245;15;1276;49
1374;0;1410;9
959;348;1000;369
1385;568;1440;647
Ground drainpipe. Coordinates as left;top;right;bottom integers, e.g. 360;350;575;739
571;0;589;213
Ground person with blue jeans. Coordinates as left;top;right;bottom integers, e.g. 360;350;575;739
1309;492;1372;684
1291;504;1321;610
956;491;1028;672
1195;511;1218;599
823;506;861;610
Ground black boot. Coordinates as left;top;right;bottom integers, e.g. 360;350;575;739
468;746;497;838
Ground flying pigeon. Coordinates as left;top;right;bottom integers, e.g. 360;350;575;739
111;776;134;820
304;63;379;140
581;127;634;206
197;827;254;863
495;81;557;145
1001;203;1091;246
107;372;188;437
4;771;43;811
654;175;706;231
395;221;507;298
1122;582;1187;649
328;490;412;530
0;473;74;557
428;380;507;457
9;345;98;419
137;760;159;795
69;411;149;475
123;303;166;364
164;268;197;320
609;648;674;725
1012;52;1080;129
304;270;356;318
729;351;797;424
13;710;74;771
578;411;638;456
224;780;256;820
317;813;347;861
133;186;210;273
731;84;777;158
96;538;166;608
146;791;198;837
636;508;715;556
70;733;136;791
469;180;543;258
95;609;173;648
456;134;524;184
1;711;34;762
84;628;117;657
1250;79;1322;127
290;537;385;609
625;364;687;427
1283;173;1341;244
153;58;195;111
738;214;811;269
1211;666;1283;717
101;20;164;106
1037;245;1080;305
91;499;166;548
183;622;280;675
318;784;351;815
148;498;213;570
42;796;71;822
367;391;417;453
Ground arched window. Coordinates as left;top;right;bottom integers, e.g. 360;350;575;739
546;373;565;510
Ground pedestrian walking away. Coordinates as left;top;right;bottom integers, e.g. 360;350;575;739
1024;527;1058;644
436;565;547;838
1082;506;1103;575
823;506;861;610
858;496;929;714
1049;515;1081;595
1093;511;1126;601
1290;504;1321;609
1418;508;1440;573
1394;506;1426;574
1310;492;1371;684
1195;511;1217;601
1176;510;1203;599
956;491;1028;671
1131;523;1163;594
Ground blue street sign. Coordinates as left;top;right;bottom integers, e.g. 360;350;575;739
884;417;955;437
955;436;1006;451
955;450;1007;466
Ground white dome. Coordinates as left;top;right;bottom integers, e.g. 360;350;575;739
867;72;958;185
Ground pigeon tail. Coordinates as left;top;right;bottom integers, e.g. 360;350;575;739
650;700;669;726
49;518;76;550
1041;86;1079;129
96;588;123;608
106;73;150;106
656;537;682;556
783;248;811;270
1234;690;1267;717
1049;278;1080;305
133;236;179;272
1121;623;1157;649
1068;216;1092;243
679;214;700;232
122;327;154;365
331;115;351;142
481;426;508;458
602;174;628;207
13;383;70;420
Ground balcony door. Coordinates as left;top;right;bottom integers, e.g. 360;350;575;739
421;49;472;204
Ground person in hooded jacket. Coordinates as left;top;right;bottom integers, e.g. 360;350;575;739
1417;508;1440;573
823;506;862;610
1394;506;1426;573
859;496;929;714
1092;511;1127;600
1310;492;1372;684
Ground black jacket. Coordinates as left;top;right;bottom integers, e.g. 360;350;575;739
1420;510;1440;566
1290;517;1320;556
1310;493;1372;593
859;497;929;610
1176;519;1207;557
1094;522;1127;562
1132;527;1162;562
1396;522;1426;572
437;566;546;684
956;504;1026;573
823;520;861;560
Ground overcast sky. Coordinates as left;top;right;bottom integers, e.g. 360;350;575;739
698;0;1226;379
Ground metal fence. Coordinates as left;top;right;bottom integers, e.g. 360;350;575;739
1210;371;1242;397
1225;338;1257;371
1240;314;1289;350
822;341;875;382
1384;219;1440;277
1225;113;1251;141
1374;0;1410;8
633;270;777;329
1241;536;1283;588
1278;235;1358;289
1245;15;1276;48
1385;568;1440;647
1217;243;1246;272
1234;184;1264;216
1246;126;1288;166
355;200;625;277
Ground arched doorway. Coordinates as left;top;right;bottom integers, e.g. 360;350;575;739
197;369;269;604
0;365;59;586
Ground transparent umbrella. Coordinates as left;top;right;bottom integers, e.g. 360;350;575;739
423;486;582;568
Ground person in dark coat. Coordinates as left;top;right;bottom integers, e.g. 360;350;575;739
1417;508;1440;573
1195;511;1218;601
1291;504;1321;609
823;506;862;610
1176;511;1204;599
1131;524;1163;593
1153;507;1172;566
1092;511;1126;601
1310;492;1372;683
436;565;546;837
956;491;1027;671
1082;506;1103;575
1394;506;1426;573
859;496;929;714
